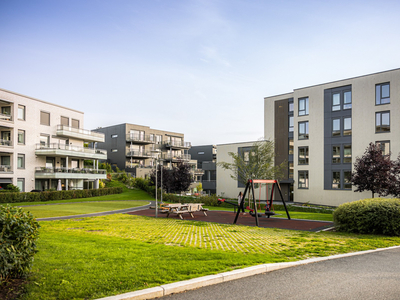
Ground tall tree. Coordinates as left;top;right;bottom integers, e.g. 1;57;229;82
352;142;395;198
150;161;193;193
217;139;286;185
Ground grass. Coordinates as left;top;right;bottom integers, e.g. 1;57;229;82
22;213;400;300
20;201;148;218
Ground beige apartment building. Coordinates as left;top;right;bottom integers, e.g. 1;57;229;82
264;68;400;206
0;88;107;192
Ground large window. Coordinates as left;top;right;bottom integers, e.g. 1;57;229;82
332;146;341;164
298;146;309;165
344;171;352;189
298;171;309;189
376;111;390;132
298;97;309;116
376;141;390;156
40;111;50;126
71;119;80;129
332;119;341;136
343;117;352;136
376;83;390;105
17;178;25;192
343;145;352;163
343;91;352;109
289;138;294;155
40;134;49;147
289;116;294;132
18;130;25;144
333;117;352;137
289;101;294;112
298;121;309;140
17;154;25;169
332;171;341;189
332;90;351;111
18;105;25;120
61;116;69;126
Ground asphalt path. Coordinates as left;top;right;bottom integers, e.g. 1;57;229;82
159;247;400;300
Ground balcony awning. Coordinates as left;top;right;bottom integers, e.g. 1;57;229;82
0;178;12;184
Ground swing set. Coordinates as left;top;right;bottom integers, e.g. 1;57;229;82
233;179;291;227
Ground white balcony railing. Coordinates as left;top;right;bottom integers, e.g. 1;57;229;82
36;143;106;155
35;167;107;174
163;141;191;148
56;125;105;142
0;139;12;146
0;165;12;172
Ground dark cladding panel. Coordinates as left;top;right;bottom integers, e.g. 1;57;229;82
274;99;290;178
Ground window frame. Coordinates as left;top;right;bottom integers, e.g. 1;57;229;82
376;140;390;156
332;118;341;136
332;171;341;189
332;145;341;164
40;111;50;126
343;145;352;163
298;170;309;189
17;153;25;169
18;105;26;121
298;146;309;165
375;111;390;133
298;121;309;140
376;82;390;105
18;130;25;145
298;97;309;116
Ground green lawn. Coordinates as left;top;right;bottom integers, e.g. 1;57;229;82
20;200;148;218
22;213;400;300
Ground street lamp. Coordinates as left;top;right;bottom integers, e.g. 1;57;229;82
151;149;161;217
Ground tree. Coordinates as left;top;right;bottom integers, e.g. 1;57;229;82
351;143;395;198
150;161;193;193
217;139;286;186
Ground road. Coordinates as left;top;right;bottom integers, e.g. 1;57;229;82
160;247;400;300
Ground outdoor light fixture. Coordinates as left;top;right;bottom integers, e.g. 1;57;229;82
151;149;161;217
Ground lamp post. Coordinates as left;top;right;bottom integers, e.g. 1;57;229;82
151;149;161;217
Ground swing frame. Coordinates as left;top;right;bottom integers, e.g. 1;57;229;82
233;179;291;227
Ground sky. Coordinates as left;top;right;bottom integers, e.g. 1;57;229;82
1;0;400;146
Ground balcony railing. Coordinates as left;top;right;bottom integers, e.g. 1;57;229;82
0;139;12;146
162;154;191;161
126;150;153;158
56;125;105;142
35;167;107;174
193;169;205;175
126;134;156;144
0;165;12;172
125;163;153;169
164;141;191;148
0;113;12;121
35;143;107;155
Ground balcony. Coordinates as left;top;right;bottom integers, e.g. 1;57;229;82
56;125;105;143
0;113;12;122
193;169;205;175
35;167;107;180
126;134;155;144
163;140;191;149
126;150;153;158
162;153;191;162
0;139;12;147
35;144;107;160
0;165;12;173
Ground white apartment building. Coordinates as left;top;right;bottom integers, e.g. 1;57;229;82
264;68;400;206
0;88;107;192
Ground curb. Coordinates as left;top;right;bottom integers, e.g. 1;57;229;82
96;245;400;300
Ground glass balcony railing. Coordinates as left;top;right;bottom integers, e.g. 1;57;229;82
35;143;106;155
0;139;12;146
126;134;156;144
126;150;152;158
56;125;105;141
35;167;106;174
162;154;191;161
163;141;191;148
0;165;12;172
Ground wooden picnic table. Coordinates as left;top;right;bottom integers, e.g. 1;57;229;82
160;203;208;219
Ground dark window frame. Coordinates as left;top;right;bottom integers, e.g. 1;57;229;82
298;97;309;116
375;111;390;133
298;121;309;140
298;170;309;189
376;140;390;156
376;82;390;105
298;146;309;165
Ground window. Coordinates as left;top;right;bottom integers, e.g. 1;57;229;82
289;138;294;155
198;151;205;155
376;141;390;156
376;111;390;132
18;105;25;120
18;130;25;144
40;111;50;126
71;159;79;168
343;91;352;109
332;119;340;136
332;93;341;111
17;178;25;192
343;117;352;136
289;116;294;132
156;135;162;144
289;102;294;112
1;131;11;146
60;116;69;126
243;151;249;162
298;171;309;189
376;83;390;105
332;146;341;164
344;145;352;163
298;121;309;140
289;162;294;179
111;134;118;138
344;171;352;189
298;97;309;116
111;149;118;152
17;154;25;169
332;171;341;189
40;134;49;147
71;119;79;129
298;147;309;165
149;134;155;142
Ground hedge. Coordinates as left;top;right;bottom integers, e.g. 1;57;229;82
0;187;123;204
333;198;400;236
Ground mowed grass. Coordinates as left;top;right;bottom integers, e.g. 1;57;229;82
23;213;400;300
20;200;148;218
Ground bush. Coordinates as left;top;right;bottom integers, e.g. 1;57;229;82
0;205;40;283
333;198;400;236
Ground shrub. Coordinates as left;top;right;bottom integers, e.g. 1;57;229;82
333;198;400;236
0;205;40;283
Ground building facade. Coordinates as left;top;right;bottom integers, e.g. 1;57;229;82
264;68;400;206
188;145;217;195
0;88;107;192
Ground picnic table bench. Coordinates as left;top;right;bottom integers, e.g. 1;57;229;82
160;203;209;219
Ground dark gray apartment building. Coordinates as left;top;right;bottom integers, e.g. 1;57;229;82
188;145;216;195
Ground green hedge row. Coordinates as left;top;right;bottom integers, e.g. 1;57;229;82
0;187;123;204
333;198;400;236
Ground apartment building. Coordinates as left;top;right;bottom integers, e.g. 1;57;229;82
188;145;217;195
264;68;400;206
93;124;202;183
0;88;107;192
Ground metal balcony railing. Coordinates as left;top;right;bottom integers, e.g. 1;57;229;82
35;143;107;155
126;150;153;158
35;167;107;174
0;165;12;172
162;154;191;161
163;141;191;148
0;139;12;146
57;125;105;139
193;169;205;175
126;134;156;143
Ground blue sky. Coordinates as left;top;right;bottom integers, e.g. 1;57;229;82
1;0;400;145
